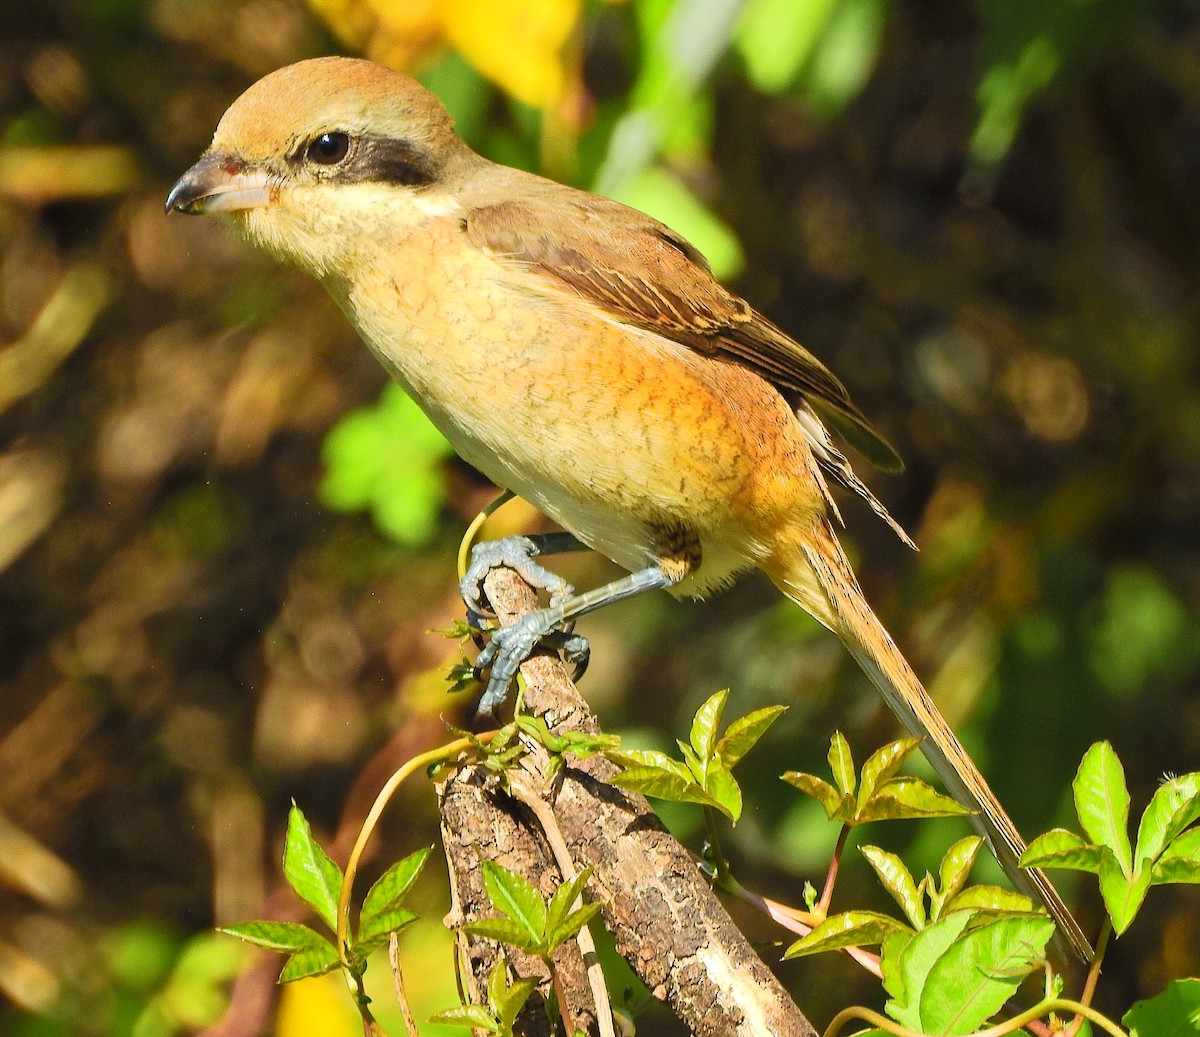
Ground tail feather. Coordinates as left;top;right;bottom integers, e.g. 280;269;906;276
774;521;1093;962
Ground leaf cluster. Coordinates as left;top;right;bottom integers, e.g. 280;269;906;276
1022;741;1200;934
462;861;602;963
607;689;786;821
218;804;429;984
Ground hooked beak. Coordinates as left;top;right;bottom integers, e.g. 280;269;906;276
165;151;273;215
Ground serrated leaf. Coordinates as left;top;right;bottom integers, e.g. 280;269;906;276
716;705;787;769
918;916;1054;1035
1152;828;1200;885
879;927;914;1007
361;847;431;929
546;902;603;951
497;976;539;1028
828;731;857;797
861;845;925;928
609;750;694;783
1124;978;1200;1037
278;941;341;983
781;771;847;820
678;739;707;784
937;837;983;910
858;738;922;811
859;778;971;822
610;767;721;809
217;921;330;954
782;910;907;958
357;907;417;949
886;911;972;1031
430;1004;499;1030
1073;742;1132;875
690;689;728;760
703;765;743;822
1136;774;1200;867
1099;854;1151;935
1021;828;1105;872
463;917;542;951
481;861;546;942
282;804;343;933
945;885;1036;916
545;868;592;936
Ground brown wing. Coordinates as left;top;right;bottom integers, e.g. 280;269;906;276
463;190;903;473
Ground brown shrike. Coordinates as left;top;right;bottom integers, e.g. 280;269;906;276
167;56;1091;960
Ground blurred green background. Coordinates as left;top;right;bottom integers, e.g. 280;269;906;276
2;0;1199;1033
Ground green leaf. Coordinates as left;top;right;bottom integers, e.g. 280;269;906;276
545;869;592;937
879;927;914;1004
703;765;743;822
828;732;857;797
1099;854;1151;935
1124;978;1200;1037
689;689;728;760
1152;828;1200;885
360;847;431;929
858;738;922;812
944;885;1036;917
781;771;847;820
546;902;603;951
610;767;721;810
462;917;543;952
1021;828;1105;872
282;804;343;933
782;910;907;958
481;861;546;942
278;942;341;983
936;837;983;914
861;845;924;929
1073;742;1133;875
608;749;693;783
716;705;787;769
217;921;330;954
918;916;1054;1035
885;911;972;1032
356;907;417;949
319;384;452;547
496;976;539;1029
430;1004;500;1031
859;778;972;822
1135;774;1200;867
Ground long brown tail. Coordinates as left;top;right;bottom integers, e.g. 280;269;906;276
770;520;1093;962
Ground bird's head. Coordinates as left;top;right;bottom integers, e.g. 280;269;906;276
166;57;480;278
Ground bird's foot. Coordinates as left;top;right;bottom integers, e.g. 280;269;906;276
473;610;590;719
460;535;575;616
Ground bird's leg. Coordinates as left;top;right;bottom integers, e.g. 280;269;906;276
473;565;677;718
460;531;586;620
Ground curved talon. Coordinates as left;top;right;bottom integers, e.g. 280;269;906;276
460;536;574;614
473;607;571;716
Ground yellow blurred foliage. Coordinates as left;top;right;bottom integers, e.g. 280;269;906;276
276;972;359;1037
305;0;582;108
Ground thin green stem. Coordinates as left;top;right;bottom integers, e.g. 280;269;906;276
822;999;1127;1037
336;734;495;959
818;824;850;916
702;806;731;885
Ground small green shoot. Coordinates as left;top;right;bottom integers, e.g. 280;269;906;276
429;959;539;1037
463;861;602;962
218;804;429;989
783;733;970;827
607;689;786;822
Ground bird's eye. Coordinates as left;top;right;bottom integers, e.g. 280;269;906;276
306;132;351;165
